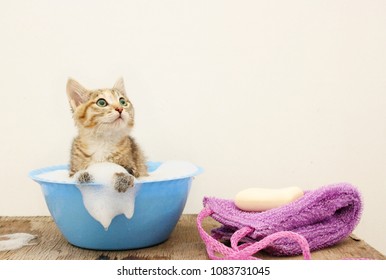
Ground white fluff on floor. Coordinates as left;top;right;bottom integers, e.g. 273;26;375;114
0;233;37;251
36;161;198;230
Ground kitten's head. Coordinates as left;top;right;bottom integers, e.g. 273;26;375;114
66;78;135;137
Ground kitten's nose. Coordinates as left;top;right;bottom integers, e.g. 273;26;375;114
115;107;123;114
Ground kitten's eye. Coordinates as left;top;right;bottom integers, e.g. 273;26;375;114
119;97;128;106
96;98;108;107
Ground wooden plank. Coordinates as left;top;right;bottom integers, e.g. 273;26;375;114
0;216;384;260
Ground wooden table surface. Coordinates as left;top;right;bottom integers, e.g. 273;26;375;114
0;215;384;260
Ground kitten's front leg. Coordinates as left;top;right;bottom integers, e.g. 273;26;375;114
122;164;140;178
113;172;135;193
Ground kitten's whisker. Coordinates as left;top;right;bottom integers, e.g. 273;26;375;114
68;78;148;178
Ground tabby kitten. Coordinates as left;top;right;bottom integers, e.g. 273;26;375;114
66;78;148;192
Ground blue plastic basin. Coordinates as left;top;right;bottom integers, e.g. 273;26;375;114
29;162;202;250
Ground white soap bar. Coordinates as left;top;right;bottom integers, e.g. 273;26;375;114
235;187;304;212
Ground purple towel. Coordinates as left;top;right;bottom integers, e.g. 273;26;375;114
203;183;362;256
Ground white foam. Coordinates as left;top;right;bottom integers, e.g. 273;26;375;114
0;233;37;251
35;161;199;230
138;160;199;182
37;161;199;184
37;169;74;183
74;162;136;230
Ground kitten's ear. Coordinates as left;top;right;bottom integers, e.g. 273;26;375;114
66;78;88;111
113;77;126;96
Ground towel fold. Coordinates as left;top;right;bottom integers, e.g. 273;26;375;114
203;183;362;256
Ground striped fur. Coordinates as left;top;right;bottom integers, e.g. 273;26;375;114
67;78;148;179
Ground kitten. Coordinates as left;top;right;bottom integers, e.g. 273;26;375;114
66;77;148;192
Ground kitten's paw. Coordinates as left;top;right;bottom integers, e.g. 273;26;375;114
76;171;94;184
113;172;134;193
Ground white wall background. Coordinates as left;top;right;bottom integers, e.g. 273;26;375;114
0;0;385;255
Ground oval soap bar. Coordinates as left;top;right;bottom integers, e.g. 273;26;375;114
235;187;304;212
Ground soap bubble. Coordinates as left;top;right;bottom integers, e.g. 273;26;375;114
36;161;198;230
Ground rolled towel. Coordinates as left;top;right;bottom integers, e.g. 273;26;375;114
202;183;362;256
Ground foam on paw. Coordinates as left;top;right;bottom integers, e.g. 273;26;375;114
36;161;199;230
74;162;136;230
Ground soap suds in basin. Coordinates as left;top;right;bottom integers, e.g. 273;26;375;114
36;161;199;230
74;162;137;230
